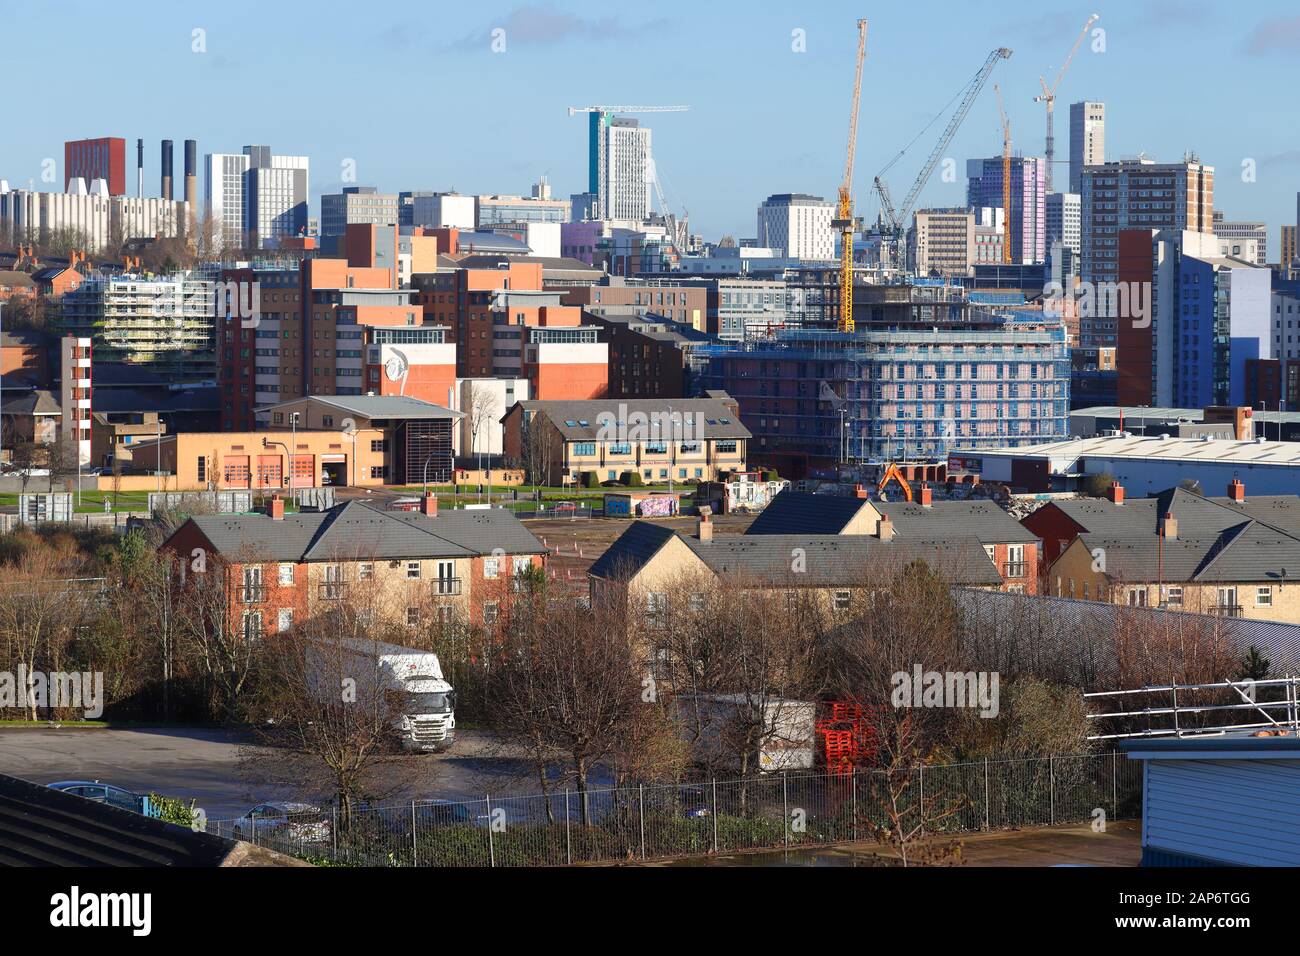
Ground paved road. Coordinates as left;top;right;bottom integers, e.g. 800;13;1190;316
0;726;553;819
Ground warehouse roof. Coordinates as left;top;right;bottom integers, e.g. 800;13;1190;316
514;396;750;441
257;395;462;422
177;500;544;562
1071;404;1300;425
962;434;1300;467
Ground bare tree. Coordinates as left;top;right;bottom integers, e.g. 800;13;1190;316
467;384;501;473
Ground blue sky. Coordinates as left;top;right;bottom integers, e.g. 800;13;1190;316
3;0;1299;247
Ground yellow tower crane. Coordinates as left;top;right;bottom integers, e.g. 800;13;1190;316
995;84;1012;265
834;18;868;334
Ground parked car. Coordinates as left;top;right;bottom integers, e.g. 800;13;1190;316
231;802;331;844
415;799;492;828
47;780;146;814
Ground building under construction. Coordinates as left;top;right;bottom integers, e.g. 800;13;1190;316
700;295;1069;477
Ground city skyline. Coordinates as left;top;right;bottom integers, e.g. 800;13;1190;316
3;0;1300;247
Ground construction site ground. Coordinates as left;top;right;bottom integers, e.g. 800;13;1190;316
523;513;756;597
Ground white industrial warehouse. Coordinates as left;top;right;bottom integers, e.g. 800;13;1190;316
948;434;1300;496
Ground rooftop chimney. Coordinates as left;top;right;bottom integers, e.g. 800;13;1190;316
1228;478;1246;503
697;506;713;542
421;493;439;518
1161;511;1177;540
877;514;895;542
919;483;933;507
161;140;174;200
854;483;868;500
136;138;143;198
269;495;285;520
1105;481;1124;505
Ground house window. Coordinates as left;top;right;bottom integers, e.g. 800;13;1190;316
277;608;293;633
483;601;500;625
407;561;422;579
241;611;262;643
484;557;499;579
834;590;851;610
646;592;667;620
1127;588;1147;607
1166;586;1183;607
358;563;374;581
1256;587;1273;607
277;563;294;586
406;607;420;627
322;415;334;427
196;456;206;483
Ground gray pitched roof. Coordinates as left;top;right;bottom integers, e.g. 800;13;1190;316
1077;520;1300;585
256;395;462;421
180;500;544;563
589;521;1002;587
875;500;1039;545
683;534;1002;587
587;521;678;580
1049;488;1300;538
745;491;873;536
517;396;749;441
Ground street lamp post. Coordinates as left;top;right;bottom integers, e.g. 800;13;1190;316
666;404;674;501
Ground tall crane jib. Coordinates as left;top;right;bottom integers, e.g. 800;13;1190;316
872;47;1011;249
834;18;869;334
1033;14;1099;193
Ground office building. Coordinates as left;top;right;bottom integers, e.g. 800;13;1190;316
967;156;1047;265
320;187;399;237
64;137;126;196
755;193;836;261
410;192;475;229
600;118;652;222
1045;192;1081;262
1068;101;1105;195
1213;211;1268;265
1080;157;1214;290
908;209;976;277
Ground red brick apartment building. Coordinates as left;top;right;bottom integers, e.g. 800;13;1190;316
162;497;548;639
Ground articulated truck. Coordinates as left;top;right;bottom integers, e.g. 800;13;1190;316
306;638;456;753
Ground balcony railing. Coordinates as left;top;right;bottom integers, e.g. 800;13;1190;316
238;585;266;604
1003;562;1027;579
318;582;348;600
1209;604;1244;617
432;578;463;597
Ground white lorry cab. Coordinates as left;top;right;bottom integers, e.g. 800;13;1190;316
308;638;457;753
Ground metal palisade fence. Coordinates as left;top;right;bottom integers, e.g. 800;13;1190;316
205;751;1141;866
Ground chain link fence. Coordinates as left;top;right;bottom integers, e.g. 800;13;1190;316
205;751;1141;866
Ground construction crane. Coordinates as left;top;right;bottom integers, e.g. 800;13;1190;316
1032;13;1099;193
995;84;1012;265
833;18;869;334
873;47;1012;239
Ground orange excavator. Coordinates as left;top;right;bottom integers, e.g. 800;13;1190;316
876;462;913;502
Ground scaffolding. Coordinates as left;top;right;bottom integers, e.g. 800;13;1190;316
1085;678;1300;741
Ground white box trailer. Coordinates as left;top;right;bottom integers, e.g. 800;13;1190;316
672;693;816;773
306;638;456;752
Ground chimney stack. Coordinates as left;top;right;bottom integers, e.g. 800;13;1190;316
854;483;868;499
269;495;285;520
877;514;895;541
1228;478;1246;503
1162;511;1177;540
421;493;438;517
697;506;713;542
183;139;197;209
161;140;174;200
136;138;144;199
1105;481;1124;505
919;483;933;507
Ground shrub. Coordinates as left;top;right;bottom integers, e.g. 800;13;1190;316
622;471;644;487
582;471;599;489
